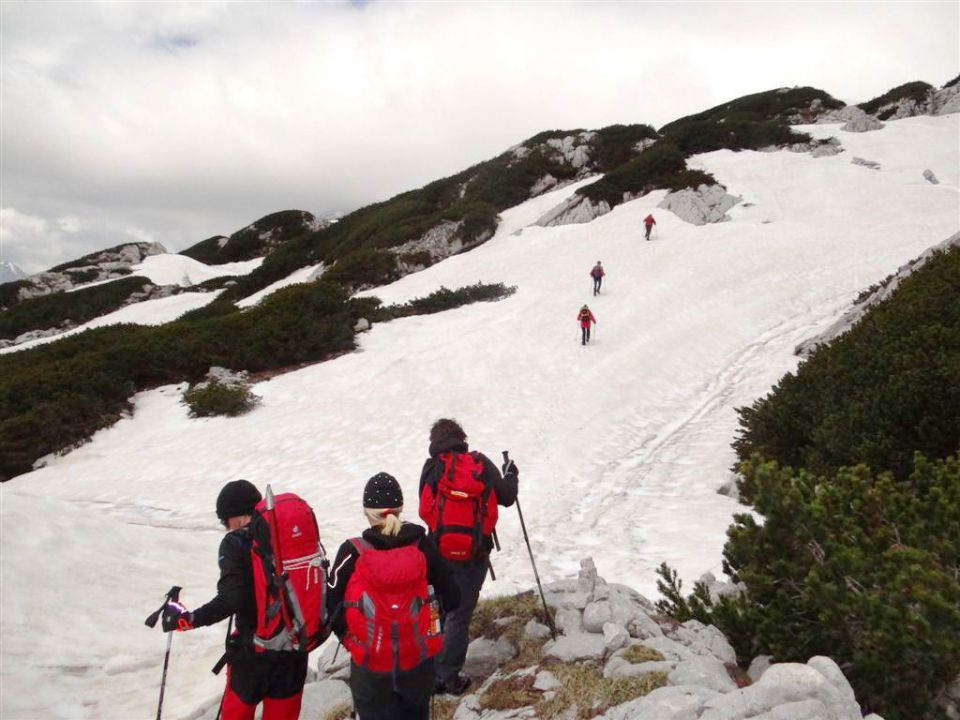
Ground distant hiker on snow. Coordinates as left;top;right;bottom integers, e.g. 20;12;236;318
158;480;326;720
590;261;605;295
419;418;518;696
327;472;460;719
644;214;656;241
578;304;597;345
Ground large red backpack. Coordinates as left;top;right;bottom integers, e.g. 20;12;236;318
419;451;498;562
342;538;442;683
249;489;329;653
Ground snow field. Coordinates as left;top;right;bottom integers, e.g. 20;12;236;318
0;113;957;719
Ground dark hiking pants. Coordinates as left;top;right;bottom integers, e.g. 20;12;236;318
437;560;487;683
593;277;601;294
581;325;591;344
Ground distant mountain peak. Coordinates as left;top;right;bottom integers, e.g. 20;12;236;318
0;260;27;284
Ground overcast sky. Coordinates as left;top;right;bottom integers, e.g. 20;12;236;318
1;1;957;273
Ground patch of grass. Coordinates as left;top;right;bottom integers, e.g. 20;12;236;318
537;664;668;719
431;696;459;720
621;644;665;664
480;673;540;710
470;591;549;644
321;701;352;720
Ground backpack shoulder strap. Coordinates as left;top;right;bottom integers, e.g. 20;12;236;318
349;537;373;555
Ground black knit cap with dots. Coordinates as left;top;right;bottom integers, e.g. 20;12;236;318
363;472;404;509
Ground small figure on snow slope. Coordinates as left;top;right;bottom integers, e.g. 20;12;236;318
644;213;656;241
578;304;597;345
590;261;605;296
327;473;460;720
419;418;519;696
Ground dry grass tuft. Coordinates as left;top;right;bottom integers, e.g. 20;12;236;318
621;644;666;664
479;673;541;710
537;663;668;719
322;701;352;720
431;696;460;720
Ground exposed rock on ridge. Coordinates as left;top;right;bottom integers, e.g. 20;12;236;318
659;184;742;226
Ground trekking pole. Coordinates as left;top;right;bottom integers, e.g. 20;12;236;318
144;585;183;720
502;452;557;640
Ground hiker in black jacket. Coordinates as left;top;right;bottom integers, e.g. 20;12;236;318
327;473;460;720
418;418;518;696
160;480;308;720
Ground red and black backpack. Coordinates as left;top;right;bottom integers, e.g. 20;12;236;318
342;538;442;684
419;451;498;562
248;490;329;653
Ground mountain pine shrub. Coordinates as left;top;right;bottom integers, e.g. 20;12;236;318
858;81;934;115
659;245;960;719
183;378;260;417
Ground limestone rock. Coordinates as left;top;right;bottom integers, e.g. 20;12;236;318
851;157;881;170
658;184;741;226
542;633;607;663
816;105;869;124
530;174;559;196
316;639;350;678
750;699;832;720
353;317;371;332
523;619;552;641
698;663;862;720
463;636;516;680
598;684;720;720
535;193;611;227
669;620;737;665
604;654;674;679
697;572;746;604
534;670;561;691
806;656;857;703
627;612;664;640
931;84;960;115
603;622;629;652
555;607;584;635
841;115;885;133
923;169;940;184
578;557;600;599
299;679;352;716
669;655;737;694
747;655;773;683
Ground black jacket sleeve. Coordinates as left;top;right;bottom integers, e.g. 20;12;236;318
481;453;517;508
419;457;442;497
191;532;248;628
326;540;360;639
418;534;461;614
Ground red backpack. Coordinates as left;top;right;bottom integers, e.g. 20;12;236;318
249;489;329;653
419;451;498;562
342;538;442;682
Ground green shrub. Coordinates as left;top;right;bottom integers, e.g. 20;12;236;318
323;249;399;290
859;81;933;115
183;379;260;417
0;276;152;340
735;246;960;480
181;211;316;265
578;141;715;206
374;283;516;321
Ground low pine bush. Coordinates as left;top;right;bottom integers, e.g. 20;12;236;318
183;379;260;418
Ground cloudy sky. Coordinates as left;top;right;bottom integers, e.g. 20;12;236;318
1;1;957;273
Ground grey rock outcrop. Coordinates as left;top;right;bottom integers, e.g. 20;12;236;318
931;84;960;115
353;317;371;332
851;157;881;170
658;184;741;226
464;636;517;680
816;106;871;124
534;193;612;227
841;115;885;133
923;169;940;184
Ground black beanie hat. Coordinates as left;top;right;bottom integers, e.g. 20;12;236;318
216;479;262;520
363;472;403;509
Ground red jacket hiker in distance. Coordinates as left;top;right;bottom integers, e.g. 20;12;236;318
578;306;596;345
644;214;656;240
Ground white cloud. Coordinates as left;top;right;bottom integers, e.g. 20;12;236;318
1;1;957;272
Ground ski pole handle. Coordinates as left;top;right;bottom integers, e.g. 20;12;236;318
145;586;182;628
501;450;514;475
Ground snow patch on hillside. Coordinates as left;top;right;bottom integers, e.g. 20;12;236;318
132;254;263;287
236;263;326;308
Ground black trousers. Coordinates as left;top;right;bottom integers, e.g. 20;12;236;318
581;325;591;344
436;560;487;683
592;277;602;294
351;658;434;720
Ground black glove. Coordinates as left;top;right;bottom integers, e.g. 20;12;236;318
502;460;518;479
161;600;194;632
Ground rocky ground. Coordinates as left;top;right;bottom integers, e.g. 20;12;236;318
300;559;884;720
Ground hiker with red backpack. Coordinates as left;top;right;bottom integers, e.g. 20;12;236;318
326;473;460;719
644;213;656;241
158;480;328;720
590;261;605;296
578;304;596;345
419;418;519;696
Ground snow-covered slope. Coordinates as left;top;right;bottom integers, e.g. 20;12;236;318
132;254;263;287
1;114;957;720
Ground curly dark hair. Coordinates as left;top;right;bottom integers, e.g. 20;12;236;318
429;418;466;445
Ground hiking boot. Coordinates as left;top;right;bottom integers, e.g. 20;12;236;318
438;674;471;696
